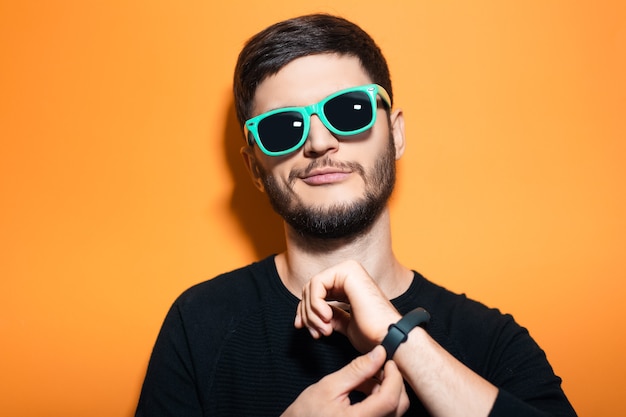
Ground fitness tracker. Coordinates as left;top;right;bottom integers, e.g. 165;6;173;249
381;307;430;361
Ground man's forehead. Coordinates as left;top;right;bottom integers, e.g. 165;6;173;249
250;54;372;114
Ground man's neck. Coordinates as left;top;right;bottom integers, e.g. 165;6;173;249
274;208;413;300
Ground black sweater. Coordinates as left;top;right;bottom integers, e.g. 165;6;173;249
136;256;576;416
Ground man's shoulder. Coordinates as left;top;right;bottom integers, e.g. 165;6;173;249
412;272;527;360
173;255;277;313
413;272;511;323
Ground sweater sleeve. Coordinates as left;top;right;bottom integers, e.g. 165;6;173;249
135;301;203;417
490;389;559;417
485;318;577;417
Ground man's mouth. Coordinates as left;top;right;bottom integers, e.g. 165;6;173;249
300;168;352;185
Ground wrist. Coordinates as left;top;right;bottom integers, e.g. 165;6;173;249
374;311;402;345
381;307;430;361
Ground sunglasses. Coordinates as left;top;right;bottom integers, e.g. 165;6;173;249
244;84;391;156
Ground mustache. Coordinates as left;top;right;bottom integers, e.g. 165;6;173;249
288;157;366;184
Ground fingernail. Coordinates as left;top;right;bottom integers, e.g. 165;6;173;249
369;345;382;360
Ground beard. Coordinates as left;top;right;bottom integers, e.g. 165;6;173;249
259;136;396;240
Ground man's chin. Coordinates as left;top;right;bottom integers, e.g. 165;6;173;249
280;199;382;240
294;186;365;206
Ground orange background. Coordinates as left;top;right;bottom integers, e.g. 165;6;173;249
1;1;624;416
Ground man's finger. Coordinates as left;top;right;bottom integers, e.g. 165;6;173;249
329;304;351;336
321;345;387;392
351;358;409;417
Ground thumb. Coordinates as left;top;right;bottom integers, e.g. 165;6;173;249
325;346;387;392
329;304;351;336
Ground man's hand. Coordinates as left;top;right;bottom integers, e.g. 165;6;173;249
294;260;401;352
295;260;500;417
281;346;409;417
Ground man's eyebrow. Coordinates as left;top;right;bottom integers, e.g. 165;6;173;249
255;101;307;115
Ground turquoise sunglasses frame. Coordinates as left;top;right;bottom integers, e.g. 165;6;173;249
244;83;391;157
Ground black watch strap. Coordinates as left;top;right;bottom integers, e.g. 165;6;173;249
381;307;430;361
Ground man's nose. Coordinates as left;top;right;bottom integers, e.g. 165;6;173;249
302;115;339;157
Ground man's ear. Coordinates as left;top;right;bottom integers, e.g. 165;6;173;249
389;108;406;160
240;146;265;192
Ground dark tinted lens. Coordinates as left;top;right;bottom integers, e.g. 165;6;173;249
323;91;373;132
257;111;304;153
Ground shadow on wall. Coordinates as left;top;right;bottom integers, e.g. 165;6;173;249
222;99;286;258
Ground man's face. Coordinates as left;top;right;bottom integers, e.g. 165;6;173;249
246;54;404;240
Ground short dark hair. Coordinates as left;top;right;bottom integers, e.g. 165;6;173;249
233;14;393;134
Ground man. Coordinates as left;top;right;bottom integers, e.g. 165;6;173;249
136;14;577;416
